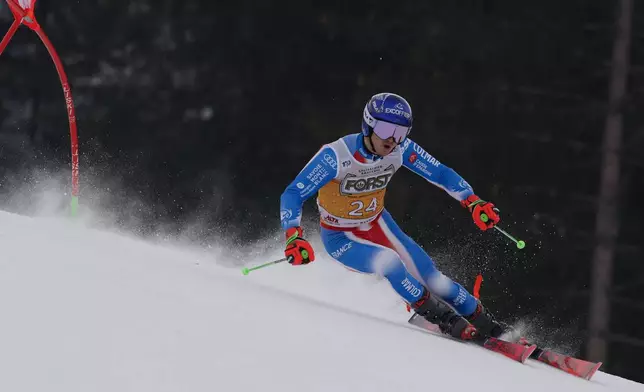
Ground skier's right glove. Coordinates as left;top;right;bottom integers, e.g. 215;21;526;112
284;226;315;265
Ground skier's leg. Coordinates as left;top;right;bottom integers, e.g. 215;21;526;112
375;210;478;317
376;210;508;338
320;226;425;305
320;226;478;340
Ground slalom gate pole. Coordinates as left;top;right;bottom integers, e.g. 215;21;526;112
0;18;20;54
241;257;288;275
33;27;80;216
0;0;80;217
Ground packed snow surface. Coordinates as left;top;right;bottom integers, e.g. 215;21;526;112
0;211;641;391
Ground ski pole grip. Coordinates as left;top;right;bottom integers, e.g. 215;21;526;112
480;214;526;250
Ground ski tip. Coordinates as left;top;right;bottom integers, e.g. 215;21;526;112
521;344;538;363
585;362;603;381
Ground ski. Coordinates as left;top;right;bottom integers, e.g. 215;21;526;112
478;335;537;363
517;338;603;380
408;314;536;364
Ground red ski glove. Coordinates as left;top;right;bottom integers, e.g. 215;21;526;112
461;195;500;231
284;226;315;265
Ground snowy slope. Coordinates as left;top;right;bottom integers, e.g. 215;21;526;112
0;211;641;392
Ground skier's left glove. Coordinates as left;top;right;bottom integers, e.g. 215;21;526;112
284;226;315;265
461;194;500;231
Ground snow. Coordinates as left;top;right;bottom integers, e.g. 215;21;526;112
0;210;641;391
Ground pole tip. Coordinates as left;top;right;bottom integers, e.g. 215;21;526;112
241;268;250;275
517;240;526;249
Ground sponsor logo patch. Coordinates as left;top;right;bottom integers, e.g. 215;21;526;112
324;215;339;224
340;165;395;195
331;242;353;258
342;173;393;194
402;278;423;298
411;160;433;177
459;179;472;190
413;144;441;167
323;153;337;170
401;138;412;152
280;209;292;221
306;164;329;186
453;287;468;306
385;107;411;119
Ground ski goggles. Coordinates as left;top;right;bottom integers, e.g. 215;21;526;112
372;121;410;144
363;107;410;144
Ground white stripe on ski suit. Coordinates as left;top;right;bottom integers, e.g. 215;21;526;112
376;217;422;282
376;217;454;299
344;231;398;278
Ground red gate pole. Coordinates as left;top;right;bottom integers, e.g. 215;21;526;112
1;0;80;216
0;18;20;55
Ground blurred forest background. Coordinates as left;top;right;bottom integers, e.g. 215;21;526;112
1;0;643;382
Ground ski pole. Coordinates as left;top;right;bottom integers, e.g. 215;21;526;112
241;257;288;275
481;214;526;249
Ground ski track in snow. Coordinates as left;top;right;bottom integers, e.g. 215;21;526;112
0;211;641;392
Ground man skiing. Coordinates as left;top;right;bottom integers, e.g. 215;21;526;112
280;92;507;341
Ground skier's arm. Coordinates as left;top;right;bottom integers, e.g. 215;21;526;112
400;138;501;231
280;146;339;230
400;138;474;202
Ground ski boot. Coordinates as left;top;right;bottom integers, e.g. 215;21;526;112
412;291;479;341
466;302;515;340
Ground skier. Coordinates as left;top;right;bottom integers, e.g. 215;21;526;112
280;92;507;341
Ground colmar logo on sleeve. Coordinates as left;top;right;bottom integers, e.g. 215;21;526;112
413;144;440;167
